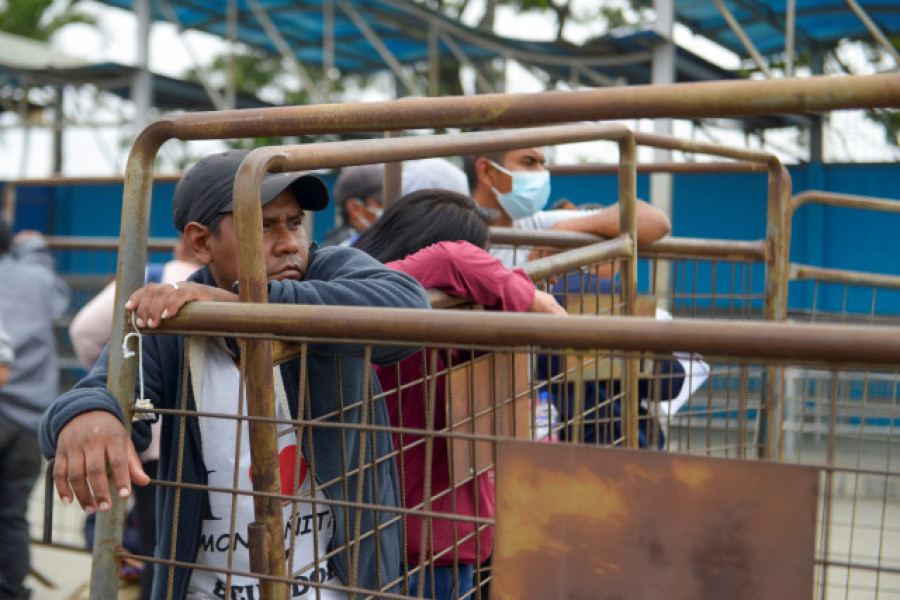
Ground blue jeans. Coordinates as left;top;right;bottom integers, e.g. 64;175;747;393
0;419;41;599
408;564;475;600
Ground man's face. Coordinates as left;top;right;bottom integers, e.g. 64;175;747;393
206;190;310;289
346;196;383;232
491;147;547;194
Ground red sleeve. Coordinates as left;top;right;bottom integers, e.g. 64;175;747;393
386;241;535;312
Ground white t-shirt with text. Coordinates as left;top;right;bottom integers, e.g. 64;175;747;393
186;339;345;600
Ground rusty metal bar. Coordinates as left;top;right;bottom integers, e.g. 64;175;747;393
382;132;403;209
489;229;769;262
1;174;182;186
643;237;767;261
131;74;900;143
97;126;166;595
765;164;792;459
45;236;177;252
548;161;768;175
791;264;900;290
792;190;900;213
618;133;640;448
519;237;632;283
158;302;900;368
231;161;286;598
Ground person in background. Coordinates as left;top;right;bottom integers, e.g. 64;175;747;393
323;158;470;248
401;158;469;197
0;219;70;600
0;318;13;387
354;189;565;600
68;235;203;600
463;146;672;268
322;163;384;246
39;149;430;600
69;236;201;371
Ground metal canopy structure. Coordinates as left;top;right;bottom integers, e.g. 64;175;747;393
0;29;272;112
0;63;274;112
92;0;758;96
632;0;900;75
649;0;900;57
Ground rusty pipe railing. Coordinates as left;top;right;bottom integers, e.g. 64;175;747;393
789;190;900;292
156;302;900;369
45;236;177;252
791;264;900;290
545;128;790;458
792;190;900;214
788;190;900;315
548;161;769;175
97;73;900;596
229;123;642;592
524;131;790;458
488;230;769;262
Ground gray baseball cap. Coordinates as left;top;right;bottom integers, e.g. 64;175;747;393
173;149;329;232
333;164;384;208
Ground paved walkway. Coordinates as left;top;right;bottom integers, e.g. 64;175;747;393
27;545;91;600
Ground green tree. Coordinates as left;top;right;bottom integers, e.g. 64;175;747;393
0;0;95;40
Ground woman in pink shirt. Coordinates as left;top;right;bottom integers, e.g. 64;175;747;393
354;189;564;600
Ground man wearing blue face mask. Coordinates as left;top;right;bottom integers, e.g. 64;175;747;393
464;146;671;268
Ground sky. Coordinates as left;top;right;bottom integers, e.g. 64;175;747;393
0;0;896;178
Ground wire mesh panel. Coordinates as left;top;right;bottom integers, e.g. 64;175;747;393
785;192;900;599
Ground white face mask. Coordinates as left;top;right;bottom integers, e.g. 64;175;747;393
489;161;551;220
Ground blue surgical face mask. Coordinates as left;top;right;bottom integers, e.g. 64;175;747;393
489;161;551;220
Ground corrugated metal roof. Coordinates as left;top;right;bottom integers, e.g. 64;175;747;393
90;0;749;87
634;0;900;58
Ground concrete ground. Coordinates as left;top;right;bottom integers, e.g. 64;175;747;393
26;546;92;600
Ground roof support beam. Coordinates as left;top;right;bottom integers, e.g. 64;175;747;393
575;67;621;88
712;0;772;77
428;25;438;97
131;0;153;133
336;0;424;97
247;0;327;104
652;0;675;308
226;0;237;109
323;0;335;98
786;0;795;77
158;0;228;111
437;30;496;94
845;0;900;66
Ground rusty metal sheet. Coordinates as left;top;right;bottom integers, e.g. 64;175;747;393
493;441;818;600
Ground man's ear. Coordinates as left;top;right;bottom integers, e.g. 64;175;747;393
182;222;214;265
475;156;504;192
476;156;511;194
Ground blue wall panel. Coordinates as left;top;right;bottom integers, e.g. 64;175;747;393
4;164;900;314
550;164;900;315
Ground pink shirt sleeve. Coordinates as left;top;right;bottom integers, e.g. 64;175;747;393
387;240;535;313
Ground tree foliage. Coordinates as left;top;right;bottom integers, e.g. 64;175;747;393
0;0;94;40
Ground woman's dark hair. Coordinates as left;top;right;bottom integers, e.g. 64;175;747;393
353;188;490;263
